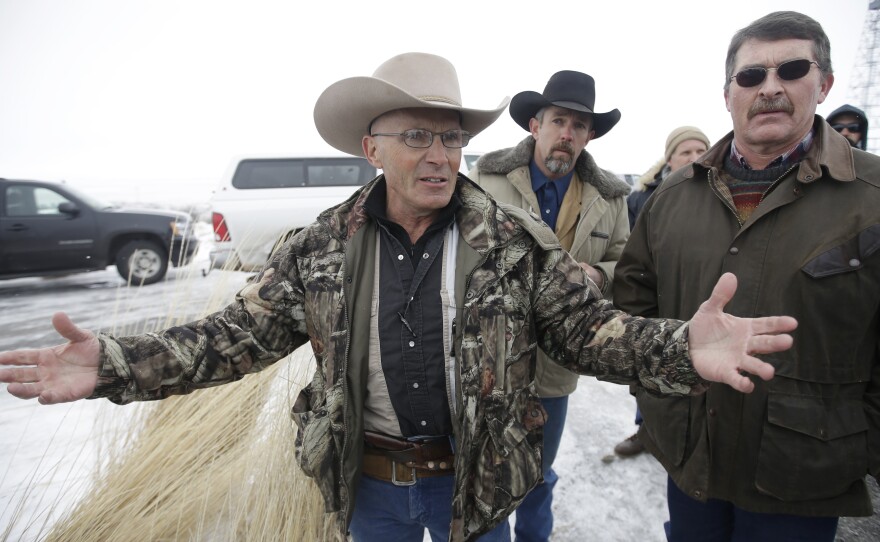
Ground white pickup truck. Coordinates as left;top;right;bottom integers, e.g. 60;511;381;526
209;153;482;272
209;154;377;271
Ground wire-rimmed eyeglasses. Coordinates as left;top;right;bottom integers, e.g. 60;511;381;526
730;59;820;88
370;129;472;149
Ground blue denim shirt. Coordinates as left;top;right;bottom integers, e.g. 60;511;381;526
529;160;573;230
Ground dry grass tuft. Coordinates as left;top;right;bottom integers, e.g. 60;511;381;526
46;348;335;542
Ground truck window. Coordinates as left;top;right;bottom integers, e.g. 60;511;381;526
232;158;375;189
33;187;70;215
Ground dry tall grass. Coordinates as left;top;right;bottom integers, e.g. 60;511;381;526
45;349;336;542
5;239;339;541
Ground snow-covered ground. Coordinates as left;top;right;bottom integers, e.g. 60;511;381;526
0;228;876;541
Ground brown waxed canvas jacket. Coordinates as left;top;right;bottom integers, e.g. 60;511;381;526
614;117;880;517
91;175;706;541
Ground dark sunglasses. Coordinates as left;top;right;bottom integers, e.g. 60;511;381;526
731;59;819;88
832;123;861;133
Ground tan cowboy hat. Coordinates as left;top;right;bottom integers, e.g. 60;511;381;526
314;52;510;157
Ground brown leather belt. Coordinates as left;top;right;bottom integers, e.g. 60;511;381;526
362;431;455;486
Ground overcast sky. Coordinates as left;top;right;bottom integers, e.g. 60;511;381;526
0;0;870;203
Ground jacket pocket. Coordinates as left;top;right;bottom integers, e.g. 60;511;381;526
290;382;341;482
637;389;692;466
802;224;880;278
756;392;868;501
472;396;543;521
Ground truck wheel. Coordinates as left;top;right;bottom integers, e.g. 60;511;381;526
116;240;168;285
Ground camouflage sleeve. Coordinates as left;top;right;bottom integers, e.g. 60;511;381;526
533;245;707;396
90;244;311;404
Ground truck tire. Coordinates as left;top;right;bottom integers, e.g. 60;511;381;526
116;240;168;285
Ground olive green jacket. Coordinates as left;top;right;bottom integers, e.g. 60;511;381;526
469;137;630;397
614;117;880;517
92;175;704;541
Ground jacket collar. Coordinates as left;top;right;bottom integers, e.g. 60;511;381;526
693;115;856;184
475;136;630;200
317;173;522;256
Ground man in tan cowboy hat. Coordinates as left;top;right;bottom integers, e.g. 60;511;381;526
469;70;630;541
0;52;799;542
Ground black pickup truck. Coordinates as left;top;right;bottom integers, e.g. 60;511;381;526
0;178;199;285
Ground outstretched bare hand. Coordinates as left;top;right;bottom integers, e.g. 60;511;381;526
688;273;797;393
0;312;100;404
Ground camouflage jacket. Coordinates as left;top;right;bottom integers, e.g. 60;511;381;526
91;175;705;541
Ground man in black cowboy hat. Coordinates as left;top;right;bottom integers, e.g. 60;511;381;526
0;53;798;542
469;70;631;542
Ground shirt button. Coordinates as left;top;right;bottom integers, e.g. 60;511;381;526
423;252;430;259
420;420;427;426
397;254;404;261
729;247;739;255
413;382;419;389
545;209;551;214
409;341;415;347
849;258;861;267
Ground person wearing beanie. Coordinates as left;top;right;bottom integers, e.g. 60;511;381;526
613;126;709;458
469;70;631;541
826;103;869;151
624;126;710;230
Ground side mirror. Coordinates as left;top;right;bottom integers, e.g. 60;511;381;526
58;201;80;217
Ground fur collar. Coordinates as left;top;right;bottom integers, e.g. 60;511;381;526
475;136;631;199
635;159;666;192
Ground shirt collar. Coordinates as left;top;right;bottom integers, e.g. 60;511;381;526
364;177;461;232
729;130;814;170
529;160;575;193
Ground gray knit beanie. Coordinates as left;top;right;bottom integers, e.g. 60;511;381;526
665;126;710;161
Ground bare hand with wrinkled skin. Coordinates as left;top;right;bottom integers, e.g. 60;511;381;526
687;272;796;393
0;312;99;404
0;273;796;405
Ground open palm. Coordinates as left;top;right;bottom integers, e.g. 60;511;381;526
0;312;100;404
688;273;797;393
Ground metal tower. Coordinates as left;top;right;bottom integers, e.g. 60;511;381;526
848;0;880;153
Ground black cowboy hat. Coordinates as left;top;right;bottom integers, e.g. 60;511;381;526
509;70;621;138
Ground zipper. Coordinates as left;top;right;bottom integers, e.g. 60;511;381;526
337;240;354;524
758;164;797;205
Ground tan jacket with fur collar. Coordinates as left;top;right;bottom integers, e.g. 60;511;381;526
469;136;631;396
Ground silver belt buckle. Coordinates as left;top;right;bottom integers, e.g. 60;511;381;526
391;460;417;487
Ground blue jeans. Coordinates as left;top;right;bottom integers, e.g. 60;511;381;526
512;395;568;542
350;473;511;542
665;477;839;542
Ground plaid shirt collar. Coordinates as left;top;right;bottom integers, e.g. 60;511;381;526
730;130;814;170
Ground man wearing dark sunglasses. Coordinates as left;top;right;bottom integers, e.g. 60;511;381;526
614;10;880;542
826;103;868;151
